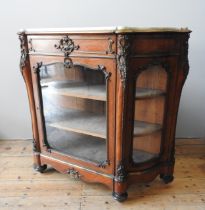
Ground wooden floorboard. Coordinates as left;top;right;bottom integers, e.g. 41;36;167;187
0;139;204;210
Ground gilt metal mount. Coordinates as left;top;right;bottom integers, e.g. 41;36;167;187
117;35;130;88
54;36;79;57
18;32;28;73
67;168;81;179
114;161;127;183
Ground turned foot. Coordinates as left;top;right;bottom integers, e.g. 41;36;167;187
160;174;174;184
112;192;128;202
34;164;47;173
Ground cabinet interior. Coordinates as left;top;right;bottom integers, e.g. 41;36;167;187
39;63;168;164
132;65;168;163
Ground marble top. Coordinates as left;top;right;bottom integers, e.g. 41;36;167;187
19;26;191;35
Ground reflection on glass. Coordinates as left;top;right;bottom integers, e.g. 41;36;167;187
39;63;107;163
133;65;168;164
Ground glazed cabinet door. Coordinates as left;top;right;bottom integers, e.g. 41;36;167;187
131;62;169;165
31;56;116;173
126;58;177;170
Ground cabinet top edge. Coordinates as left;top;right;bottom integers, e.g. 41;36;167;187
18;26;191;35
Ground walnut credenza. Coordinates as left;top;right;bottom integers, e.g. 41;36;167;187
18;27;191;201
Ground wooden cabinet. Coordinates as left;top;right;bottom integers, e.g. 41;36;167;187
18;27;191;201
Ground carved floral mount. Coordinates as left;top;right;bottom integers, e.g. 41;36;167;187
182;33;190;79
117;35;130;88
33;62;43;74
54;36;79;57
106;38;115;54
18;32;28;73
32;138;38;152
114;161;127;183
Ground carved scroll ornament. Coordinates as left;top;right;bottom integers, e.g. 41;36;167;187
54;36;79;57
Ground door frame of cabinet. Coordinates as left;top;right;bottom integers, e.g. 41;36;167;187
125;57;177;172
29;55;117;176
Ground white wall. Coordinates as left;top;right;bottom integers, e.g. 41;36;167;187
0;0;204;139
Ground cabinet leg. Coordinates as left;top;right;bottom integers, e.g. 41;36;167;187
112;192;128;202
160;174;174;184
34;164;47;173
33;152;47;173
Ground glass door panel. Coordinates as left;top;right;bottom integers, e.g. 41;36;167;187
38;62;108;164
133;65;168;164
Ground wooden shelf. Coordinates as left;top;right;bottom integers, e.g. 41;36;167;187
133;121;162;137
49;109;161;138
46;127;106;163
49;109;106;139
42;81;106;101
135;87;165;99
41;81;165;101
46;126;157;164
133;149;158;163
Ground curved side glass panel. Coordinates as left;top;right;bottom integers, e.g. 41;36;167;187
38;63;108;164
132;65;168;164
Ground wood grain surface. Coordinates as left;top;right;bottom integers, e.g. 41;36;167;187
0;138;204;210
